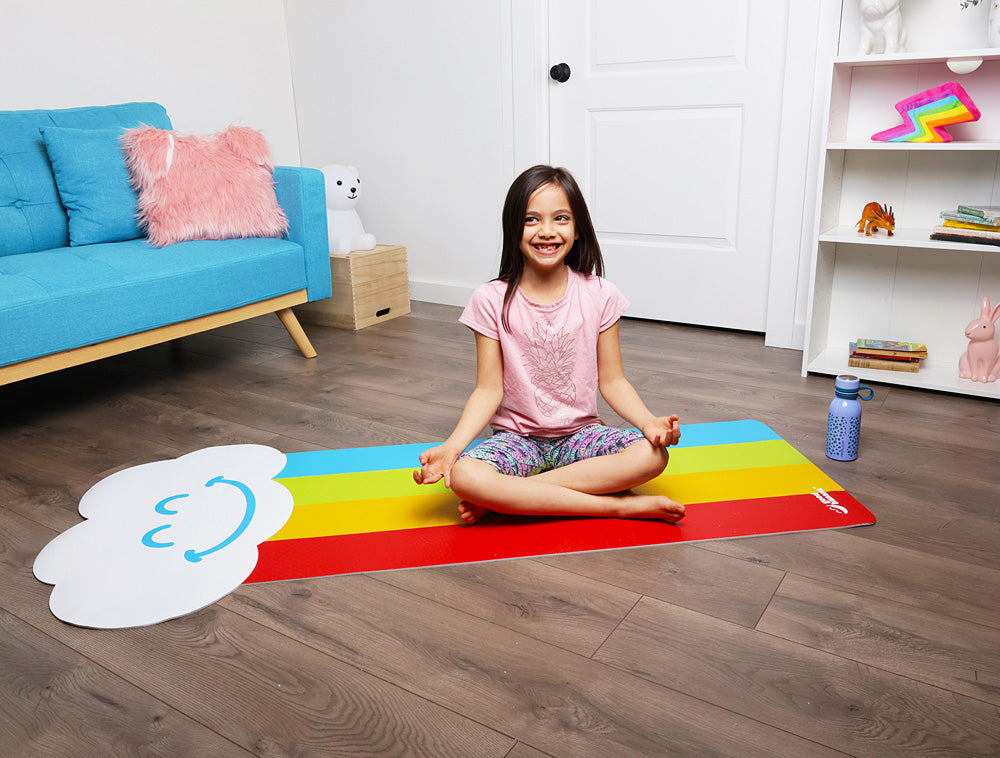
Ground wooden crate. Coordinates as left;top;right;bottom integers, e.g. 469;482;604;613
295;244;410;330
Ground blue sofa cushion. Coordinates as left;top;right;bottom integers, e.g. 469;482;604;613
40;126;142;246
0;237;308;367
0;103;171;258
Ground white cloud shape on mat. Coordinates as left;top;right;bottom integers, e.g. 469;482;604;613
33;445;292;629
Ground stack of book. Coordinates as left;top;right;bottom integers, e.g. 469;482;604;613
932;204;1000;247
849;339;927;373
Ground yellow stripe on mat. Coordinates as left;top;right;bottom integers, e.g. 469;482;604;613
277;440;808;506
269;491;461;540
638;463;840;504
270;461;839;542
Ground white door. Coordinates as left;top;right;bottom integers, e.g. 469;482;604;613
548;0;790;330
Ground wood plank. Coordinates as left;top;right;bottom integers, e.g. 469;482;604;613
700;530;1000;630
163;329;301;365
536;543;786;628
172;382;448;449
758;573;1000;706
308;381;476;440
0;391;296;533
504;743;556;758
209;313;297;346
0;510;516;758
783;401;1000;570
843;495;1000;572
0;608;253;758
220;574;847;758
0;452;99;534
0;410;186;485
373;559;642;657
594;596;1000;757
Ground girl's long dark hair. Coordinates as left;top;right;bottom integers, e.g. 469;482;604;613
497;165;604;332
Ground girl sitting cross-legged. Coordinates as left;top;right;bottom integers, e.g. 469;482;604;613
413;164;685;526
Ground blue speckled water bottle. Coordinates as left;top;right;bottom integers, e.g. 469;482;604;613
826;374;874;461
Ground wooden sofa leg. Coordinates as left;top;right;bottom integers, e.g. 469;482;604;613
276;307;318;358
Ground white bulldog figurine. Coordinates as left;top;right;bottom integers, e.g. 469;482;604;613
321;164;376;254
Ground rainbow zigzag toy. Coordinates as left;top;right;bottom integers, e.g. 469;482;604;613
871;81;980;143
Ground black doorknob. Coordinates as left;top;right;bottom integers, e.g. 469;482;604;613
549;63;571;83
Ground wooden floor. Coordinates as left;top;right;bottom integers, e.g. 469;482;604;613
2;301;999;757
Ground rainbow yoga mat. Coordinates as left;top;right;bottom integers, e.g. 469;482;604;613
245;420;874;583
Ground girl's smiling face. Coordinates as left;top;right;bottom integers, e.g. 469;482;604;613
520;182;578;275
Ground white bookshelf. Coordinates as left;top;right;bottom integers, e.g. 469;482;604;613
801;46;1000;399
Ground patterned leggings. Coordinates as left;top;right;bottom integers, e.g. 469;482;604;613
460;424;644;478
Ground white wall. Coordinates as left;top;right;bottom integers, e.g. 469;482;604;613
0;0;301;166
283;0;515;305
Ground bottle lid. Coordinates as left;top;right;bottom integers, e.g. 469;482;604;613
835;374;860;391
834;374;874;400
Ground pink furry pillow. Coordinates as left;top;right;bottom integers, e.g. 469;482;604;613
120;125;288;247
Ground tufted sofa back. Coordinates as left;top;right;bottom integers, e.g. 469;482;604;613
0;102;171;258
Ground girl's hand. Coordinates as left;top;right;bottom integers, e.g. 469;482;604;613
413;445;461;488
642;414;681;448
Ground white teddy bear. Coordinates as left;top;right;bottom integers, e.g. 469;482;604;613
321;164;376;254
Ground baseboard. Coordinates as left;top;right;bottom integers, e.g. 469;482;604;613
408;280;475;308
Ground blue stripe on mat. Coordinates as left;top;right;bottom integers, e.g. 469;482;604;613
276;419;782;479
672;419;780;448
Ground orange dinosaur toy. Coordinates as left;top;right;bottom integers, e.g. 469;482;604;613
856;202;895;237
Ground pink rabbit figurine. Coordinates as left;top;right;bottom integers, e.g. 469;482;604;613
958;296;1000;383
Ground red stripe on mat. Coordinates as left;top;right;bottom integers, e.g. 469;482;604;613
245;491;874;583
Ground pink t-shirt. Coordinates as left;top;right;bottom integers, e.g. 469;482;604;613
459;267;630;437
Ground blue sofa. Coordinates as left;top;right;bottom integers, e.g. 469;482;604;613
0;102;331;386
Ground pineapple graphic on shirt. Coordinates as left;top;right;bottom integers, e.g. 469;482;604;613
523;323;576;418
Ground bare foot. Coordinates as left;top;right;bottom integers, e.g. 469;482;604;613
612;493;686;523
458;501;493;525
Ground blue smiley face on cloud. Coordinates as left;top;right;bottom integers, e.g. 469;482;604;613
33;445;293;628
142;475;261;563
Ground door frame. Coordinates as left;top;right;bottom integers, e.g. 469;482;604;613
505;0;838;350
